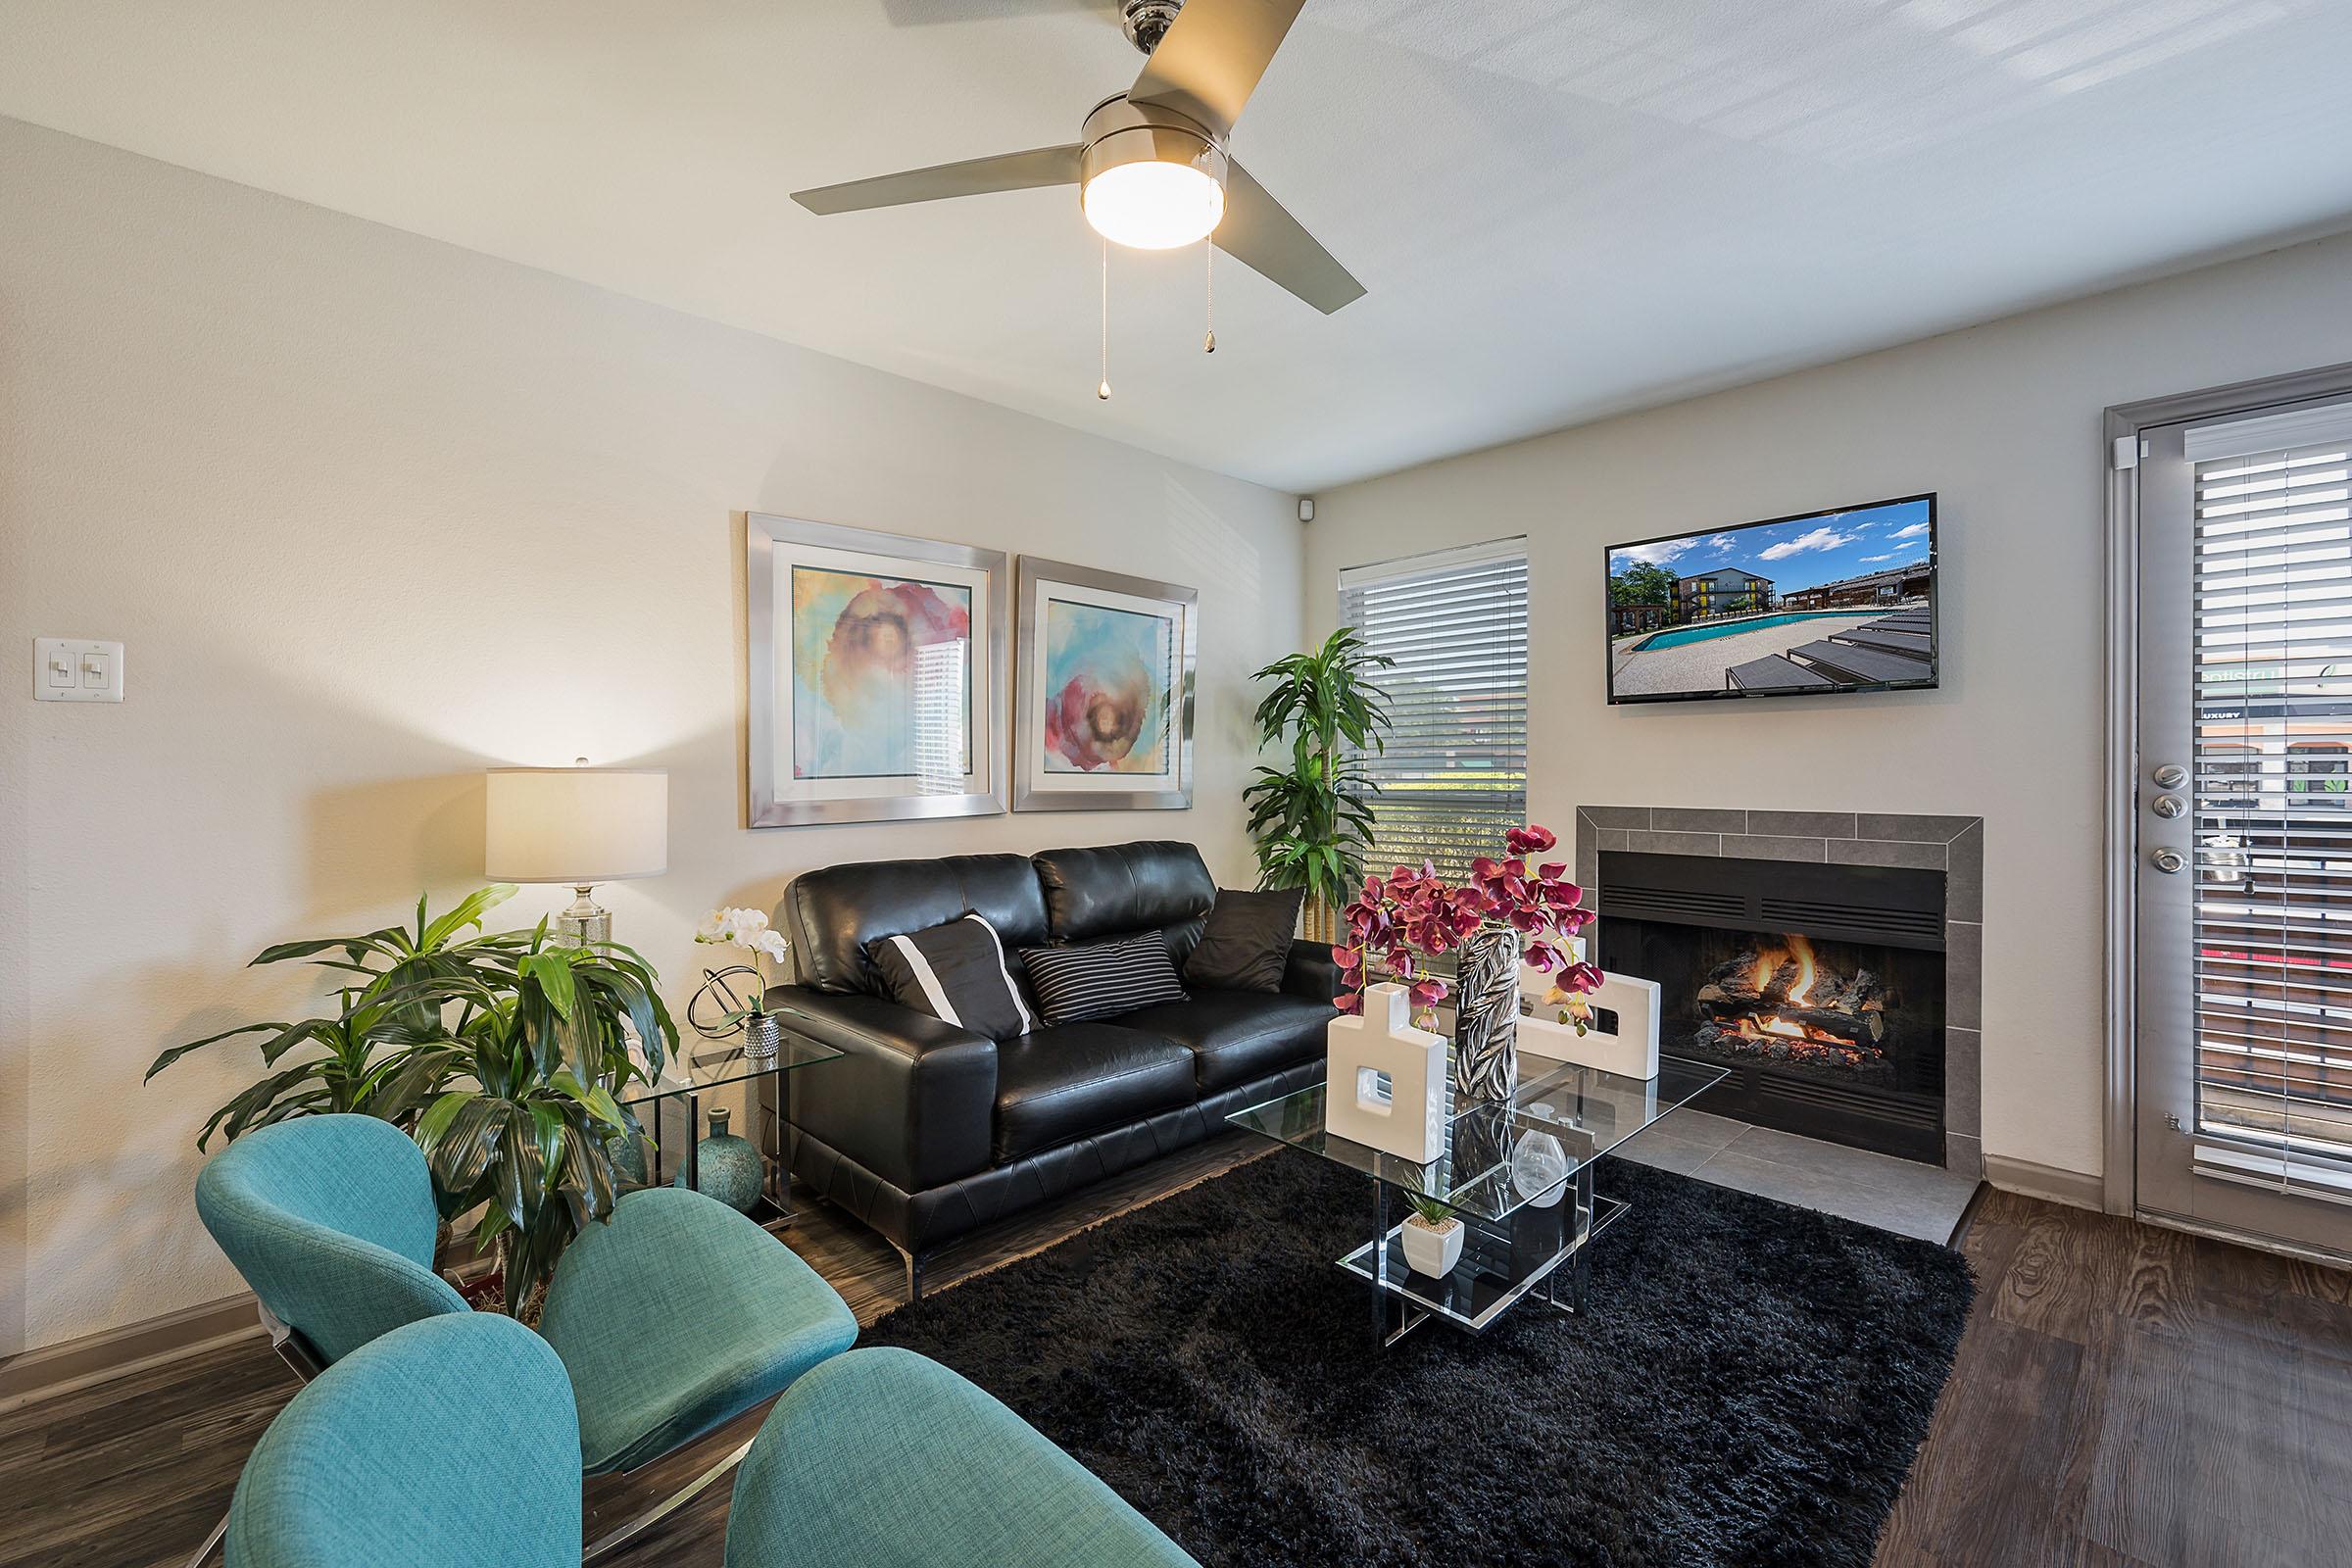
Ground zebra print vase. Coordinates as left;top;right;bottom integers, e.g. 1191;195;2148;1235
1451;921;1522;1102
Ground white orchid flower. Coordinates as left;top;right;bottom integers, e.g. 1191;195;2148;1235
695;906;790;967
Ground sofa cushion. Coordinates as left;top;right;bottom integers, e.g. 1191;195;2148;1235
1019;931;1187;1026
866;915;1038;1042
1114;991;1338;1093
1183;888;1304;994
1032;842;1215;944
783;854;1049;996
992;1023;1198;1164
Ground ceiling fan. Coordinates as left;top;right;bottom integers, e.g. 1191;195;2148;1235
791;0;1363;315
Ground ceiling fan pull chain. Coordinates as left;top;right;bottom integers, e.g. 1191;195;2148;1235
1099;235;1112;401
1204;242;1216;355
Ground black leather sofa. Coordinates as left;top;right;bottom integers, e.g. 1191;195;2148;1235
769;841;1337;1297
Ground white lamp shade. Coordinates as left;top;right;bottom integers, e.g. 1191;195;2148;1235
484;767;668;884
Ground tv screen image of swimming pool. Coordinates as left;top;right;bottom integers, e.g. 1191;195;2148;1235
1605;493;1937;704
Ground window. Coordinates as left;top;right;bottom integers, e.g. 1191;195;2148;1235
2286;741;2349;808
1338;538;1529;880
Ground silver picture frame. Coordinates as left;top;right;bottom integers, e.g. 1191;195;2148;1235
745;512;1008;827
1012;555;1198;812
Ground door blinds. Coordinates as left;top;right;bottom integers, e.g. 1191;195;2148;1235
2186;409;2352;1200
1337;539;1529;881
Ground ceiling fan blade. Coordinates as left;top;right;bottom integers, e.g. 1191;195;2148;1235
793;144;1083;216
1213;158;1363;314
1128;0;1305;138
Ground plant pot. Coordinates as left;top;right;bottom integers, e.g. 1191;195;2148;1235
743;1010;784;1061
1452;920;1522;1102
1400;1212;1464;1277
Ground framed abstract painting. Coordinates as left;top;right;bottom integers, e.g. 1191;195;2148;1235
1012;556;1197;812
746;513;1007;826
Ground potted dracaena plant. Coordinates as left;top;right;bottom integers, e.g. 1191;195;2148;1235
1243;625;1393;942
148;885;676;1315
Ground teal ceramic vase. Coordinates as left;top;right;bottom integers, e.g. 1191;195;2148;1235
675;1106;763;1213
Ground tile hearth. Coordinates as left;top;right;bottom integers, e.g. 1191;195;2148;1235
1611;1108;1978;1243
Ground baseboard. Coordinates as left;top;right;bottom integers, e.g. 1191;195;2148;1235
0;1293;262;1414
1983;1152;2106;1212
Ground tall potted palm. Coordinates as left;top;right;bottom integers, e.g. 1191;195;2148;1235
1244;626;1393;942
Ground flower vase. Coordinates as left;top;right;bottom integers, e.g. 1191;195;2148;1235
1452;920;1521;1102
743;1010;783;1062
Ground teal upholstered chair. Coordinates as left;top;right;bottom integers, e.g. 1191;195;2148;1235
225;1313;580;1568
193;1114;858;1562
194;1114;467;1371
226;1319;1200;1568
725;1348;1200;1568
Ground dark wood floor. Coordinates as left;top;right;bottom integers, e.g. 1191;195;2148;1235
6;1136;2350;1567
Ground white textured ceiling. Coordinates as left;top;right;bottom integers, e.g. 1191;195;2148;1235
5;0;2351;491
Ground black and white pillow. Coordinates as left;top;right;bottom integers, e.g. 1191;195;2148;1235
867;914;1037;1041
1019;931;1188;1026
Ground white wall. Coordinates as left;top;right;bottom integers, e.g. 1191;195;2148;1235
0;117;1304;1355
1306;230;2352;1184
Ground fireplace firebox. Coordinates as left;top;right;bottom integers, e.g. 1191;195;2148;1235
1597;851;1946;1164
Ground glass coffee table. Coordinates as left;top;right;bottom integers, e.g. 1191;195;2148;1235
1228;1054;1727;1345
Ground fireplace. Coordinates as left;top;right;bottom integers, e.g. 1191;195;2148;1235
1597;850;1946;1163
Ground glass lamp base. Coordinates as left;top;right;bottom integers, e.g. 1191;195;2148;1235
557;885;611;948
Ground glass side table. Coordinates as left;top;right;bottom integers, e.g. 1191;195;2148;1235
618;1031;842;1228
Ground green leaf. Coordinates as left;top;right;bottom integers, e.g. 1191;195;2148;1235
146;1020;290;1082
416;1088;477;1148
519;952;578;1020
420;884;518;952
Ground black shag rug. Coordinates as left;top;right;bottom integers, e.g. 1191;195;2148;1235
862;1152;1973;1568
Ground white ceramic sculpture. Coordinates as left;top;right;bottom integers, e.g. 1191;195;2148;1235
1517;961;1662;1081
1324;982;1449;1162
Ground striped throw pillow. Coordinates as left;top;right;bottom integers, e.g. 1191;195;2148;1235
1019;931;1187;1026
866;914;1038;1042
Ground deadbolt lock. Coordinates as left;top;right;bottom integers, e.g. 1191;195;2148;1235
2152;763;2188;789
2151;847;2187;874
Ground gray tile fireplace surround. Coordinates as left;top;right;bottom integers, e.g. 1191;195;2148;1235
1575;806;1984;1184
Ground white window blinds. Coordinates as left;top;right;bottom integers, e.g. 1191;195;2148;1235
2187;416;2352;1195
1338;539;1529;880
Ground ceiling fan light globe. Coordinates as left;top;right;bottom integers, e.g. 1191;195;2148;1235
1084;160;1224;249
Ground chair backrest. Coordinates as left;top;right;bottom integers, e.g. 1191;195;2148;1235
783;851;1047;996
780;841;1217;998
225;1313;580;1568
195;1113;468;1366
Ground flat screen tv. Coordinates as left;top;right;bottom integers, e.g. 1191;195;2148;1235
1605;493;1938;705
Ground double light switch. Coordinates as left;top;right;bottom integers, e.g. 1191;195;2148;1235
33;638;124;703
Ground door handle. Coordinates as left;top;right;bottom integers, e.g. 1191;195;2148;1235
2151;847;2187;874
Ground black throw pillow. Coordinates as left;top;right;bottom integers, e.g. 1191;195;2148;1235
867;914;1038;1041
1183;887;1304;994
1019;931;1187;1025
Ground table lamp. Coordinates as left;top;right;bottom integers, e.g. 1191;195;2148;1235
484;760;668;947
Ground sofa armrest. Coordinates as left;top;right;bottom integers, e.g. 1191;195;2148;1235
764;987;999;1195
1281;940;1341;1005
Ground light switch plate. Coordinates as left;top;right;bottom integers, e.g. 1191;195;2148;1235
34;638;124;703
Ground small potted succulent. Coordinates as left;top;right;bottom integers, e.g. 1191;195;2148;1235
693;906;792;1058
1398;1182;1464;1278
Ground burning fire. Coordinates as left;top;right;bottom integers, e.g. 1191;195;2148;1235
1751;932;1820;1007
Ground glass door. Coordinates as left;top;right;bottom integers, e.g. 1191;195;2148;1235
2134;397;2352;1252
